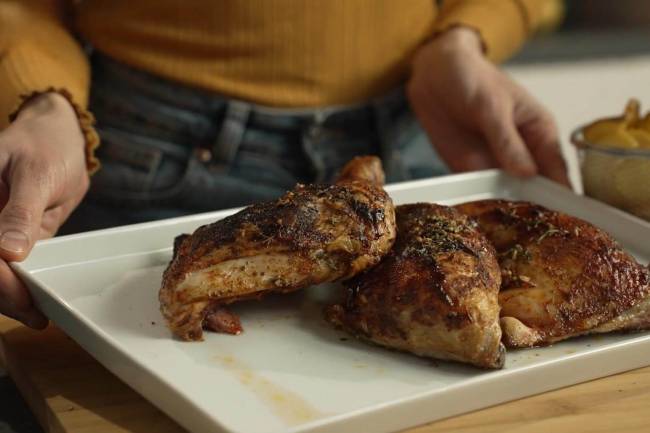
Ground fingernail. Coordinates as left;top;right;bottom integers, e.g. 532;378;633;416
0;230;29;254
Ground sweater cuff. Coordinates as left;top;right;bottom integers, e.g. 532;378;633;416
433;0;529;63
9;87;100;176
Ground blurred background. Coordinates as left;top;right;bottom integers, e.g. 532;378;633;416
511;0;650;63
565;0;650;29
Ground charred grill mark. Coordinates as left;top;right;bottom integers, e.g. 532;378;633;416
350;197;385;226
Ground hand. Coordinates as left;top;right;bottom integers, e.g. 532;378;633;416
0;92;89;328
407;27;570;186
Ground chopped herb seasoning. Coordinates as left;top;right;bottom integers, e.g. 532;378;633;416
500;244;532;262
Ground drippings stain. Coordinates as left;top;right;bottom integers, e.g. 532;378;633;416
215;355;324;425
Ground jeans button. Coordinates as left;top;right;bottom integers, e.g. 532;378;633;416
195;147;213;163
307;124;323;139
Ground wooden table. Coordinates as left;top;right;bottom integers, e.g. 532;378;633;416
1;317;649;433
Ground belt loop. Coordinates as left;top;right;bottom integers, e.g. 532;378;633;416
212;100;251;167
313;110;327;126
371;90;408;182
302;110;330;183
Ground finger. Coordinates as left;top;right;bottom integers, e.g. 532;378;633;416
0;259;48;329
411;99;497;172
476;100;538;177
40;178;87;239
431;123;496;172
0;164;48;261
515;100;571;187
520;120;570;186
40;206;65;239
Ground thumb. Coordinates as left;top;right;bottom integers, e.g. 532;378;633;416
478;104;538;177
0;167;47;262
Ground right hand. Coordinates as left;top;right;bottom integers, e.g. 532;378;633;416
407;27;570;186
0;92;89;328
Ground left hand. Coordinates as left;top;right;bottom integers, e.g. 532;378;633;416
0;92;90;329
407;27;570;186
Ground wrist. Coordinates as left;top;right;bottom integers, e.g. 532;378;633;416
16;92;85;148
17;92;76;120
427;26;484;56
8;88;101;175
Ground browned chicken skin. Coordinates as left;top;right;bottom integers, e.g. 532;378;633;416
160;156;396;341
455;199;650;348
326;204;505;369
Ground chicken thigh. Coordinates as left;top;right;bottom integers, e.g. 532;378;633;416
456;199;650;348
326;204;505;369
160;156;396;341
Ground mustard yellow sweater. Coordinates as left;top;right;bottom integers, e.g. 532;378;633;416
0;0;560;128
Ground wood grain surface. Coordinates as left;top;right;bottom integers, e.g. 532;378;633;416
1;316;649;433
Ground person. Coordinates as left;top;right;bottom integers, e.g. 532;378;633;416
0;0;568;328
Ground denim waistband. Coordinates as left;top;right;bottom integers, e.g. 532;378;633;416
90;54;408;130
84;53;447;217
90;53;411;175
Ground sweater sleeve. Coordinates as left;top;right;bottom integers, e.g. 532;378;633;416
0;0;90;128
0;0;99;173
434;0;561;63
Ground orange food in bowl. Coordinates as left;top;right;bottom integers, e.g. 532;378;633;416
574;100;650;221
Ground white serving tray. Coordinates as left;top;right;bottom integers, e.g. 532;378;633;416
14;170;650;433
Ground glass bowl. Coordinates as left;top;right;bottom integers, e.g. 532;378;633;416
572;127;650;221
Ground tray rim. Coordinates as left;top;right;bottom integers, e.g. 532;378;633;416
11;169;650;433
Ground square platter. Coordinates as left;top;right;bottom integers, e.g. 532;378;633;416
14;170;650;433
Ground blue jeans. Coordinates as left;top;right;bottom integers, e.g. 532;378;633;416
60;55;449;234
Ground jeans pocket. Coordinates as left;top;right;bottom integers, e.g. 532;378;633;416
90;127;299;212
176;153;297;212
90;55;217;147
89;128;195;208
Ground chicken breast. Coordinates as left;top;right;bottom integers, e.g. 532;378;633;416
325;203;505;369
456;199;650;348
160;156;396;341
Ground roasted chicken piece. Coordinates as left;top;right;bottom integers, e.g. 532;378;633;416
160;156;396;341
456;199;650;348
325;204;505;369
